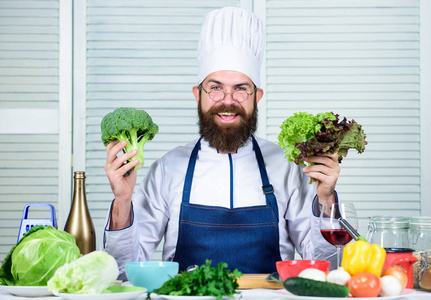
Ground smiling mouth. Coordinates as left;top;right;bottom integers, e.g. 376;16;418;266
217;112;238;122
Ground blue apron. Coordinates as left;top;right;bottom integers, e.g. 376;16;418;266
173;136;282;273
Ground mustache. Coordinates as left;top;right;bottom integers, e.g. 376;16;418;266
208;105;246;117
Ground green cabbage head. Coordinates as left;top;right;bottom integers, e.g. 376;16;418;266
0;226;81;286
47;251;119;295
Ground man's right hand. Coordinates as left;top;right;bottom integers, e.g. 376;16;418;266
105;140;139;229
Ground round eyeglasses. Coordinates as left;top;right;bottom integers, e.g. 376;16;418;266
201;86;256;103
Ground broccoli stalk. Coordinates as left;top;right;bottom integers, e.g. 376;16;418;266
116;127;155;171
101;107;159;171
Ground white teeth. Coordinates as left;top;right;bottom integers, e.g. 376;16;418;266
218;112;235;116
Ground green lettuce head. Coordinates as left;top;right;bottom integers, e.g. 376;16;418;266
278;111;336;165
278;111;366;166
0;226;81;286
47;251;119;295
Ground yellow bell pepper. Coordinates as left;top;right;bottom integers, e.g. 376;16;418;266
341;240;386;277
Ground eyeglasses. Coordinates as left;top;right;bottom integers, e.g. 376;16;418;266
201;86;256;103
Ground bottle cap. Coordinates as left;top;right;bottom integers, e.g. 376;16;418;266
74;171;86;179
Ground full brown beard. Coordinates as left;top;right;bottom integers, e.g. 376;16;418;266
198;100;258;152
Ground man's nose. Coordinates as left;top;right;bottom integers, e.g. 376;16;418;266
221;91;236;104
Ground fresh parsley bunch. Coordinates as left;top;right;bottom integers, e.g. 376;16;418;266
149;260;242;300
278;111;367;166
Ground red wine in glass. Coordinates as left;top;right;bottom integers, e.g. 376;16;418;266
320;229;353;246
319;203;357;267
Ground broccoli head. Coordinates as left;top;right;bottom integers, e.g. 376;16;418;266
101;107;159;171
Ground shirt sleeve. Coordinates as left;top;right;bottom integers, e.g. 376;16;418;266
101;200;139;281
311;191;339;217
282;164;337;270
101;158;169;280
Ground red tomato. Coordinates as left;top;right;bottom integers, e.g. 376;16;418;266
348;272;381;298
382;265;408;289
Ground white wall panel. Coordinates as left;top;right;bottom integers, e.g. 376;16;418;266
0;0;61;262
265;0;421;236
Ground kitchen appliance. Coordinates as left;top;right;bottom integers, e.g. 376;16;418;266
383;248;417;289
17;203;57;242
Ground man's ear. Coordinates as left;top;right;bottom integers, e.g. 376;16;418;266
192;86;200;104
255;88;264;104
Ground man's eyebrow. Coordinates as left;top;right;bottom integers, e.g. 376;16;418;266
234;82;252;87
205;79;251;87
206;79;222;85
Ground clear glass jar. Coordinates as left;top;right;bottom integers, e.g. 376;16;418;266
367;216;410;248
410;217;431;288
415;251;431;290
410;217;431;253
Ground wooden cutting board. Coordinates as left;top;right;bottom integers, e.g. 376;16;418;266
237;274;283;289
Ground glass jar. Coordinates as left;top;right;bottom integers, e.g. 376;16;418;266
414;251;431;291
366;216;410;248
410;217;431;253
410;217;431;288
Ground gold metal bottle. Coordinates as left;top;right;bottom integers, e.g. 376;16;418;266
64;171;96;254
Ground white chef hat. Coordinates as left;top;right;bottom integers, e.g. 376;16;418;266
197;7;264;87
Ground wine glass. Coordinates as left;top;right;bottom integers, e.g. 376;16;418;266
319;203;358;267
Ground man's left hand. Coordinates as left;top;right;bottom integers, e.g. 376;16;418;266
302;153;340;204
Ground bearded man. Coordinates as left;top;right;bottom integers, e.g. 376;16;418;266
102;7;341;280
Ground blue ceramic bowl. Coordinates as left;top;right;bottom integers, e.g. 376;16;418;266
125;261;179;292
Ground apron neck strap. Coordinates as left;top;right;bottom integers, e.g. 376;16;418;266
182;138;201;204
252;136;279;222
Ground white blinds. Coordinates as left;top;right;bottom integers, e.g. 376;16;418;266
0;0;60;261
264;0;421;234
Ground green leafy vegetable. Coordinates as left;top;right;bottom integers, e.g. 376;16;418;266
47;251;119;295
278;111;367;166
149;260;242;300
0;226;81;286
101;107;159;171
